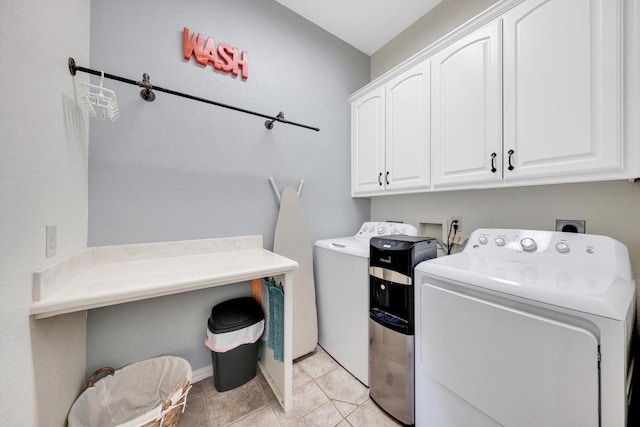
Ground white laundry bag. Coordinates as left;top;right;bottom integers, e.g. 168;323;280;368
67;355;192;427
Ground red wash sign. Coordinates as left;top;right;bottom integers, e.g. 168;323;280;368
183;27;248;80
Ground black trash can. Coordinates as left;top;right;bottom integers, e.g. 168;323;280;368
207;297;264;392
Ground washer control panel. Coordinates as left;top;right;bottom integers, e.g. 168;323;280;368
356;222;418;239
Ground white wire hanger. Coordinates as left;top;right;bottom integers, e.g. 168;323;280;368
79;71;120;121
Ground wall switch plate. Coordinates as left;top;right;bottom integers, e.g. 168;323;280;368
46;225;57;257
555;219;585;233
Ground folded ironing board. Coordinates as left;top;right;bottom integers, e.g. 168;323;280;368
272;187;318;359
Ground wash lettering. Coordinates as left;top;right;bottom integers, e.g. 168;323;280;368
183;27;248;80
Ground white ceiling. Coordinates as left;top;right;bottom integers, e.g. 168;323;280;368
275;0;442;55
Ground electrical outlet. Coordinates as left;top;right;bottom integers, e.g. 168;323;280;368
555;219;586;233
448;216;462;235
46;225;57;257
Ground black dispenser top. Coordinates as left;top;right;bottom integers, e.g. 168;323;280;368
370;236;437;275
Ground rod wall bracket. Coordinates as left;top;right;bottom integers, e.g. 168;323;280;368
68;57;77;76
265;112;285;130
138;73;155;102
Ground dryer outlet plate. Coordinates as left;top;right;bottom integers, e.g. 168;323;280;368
555;219;586;233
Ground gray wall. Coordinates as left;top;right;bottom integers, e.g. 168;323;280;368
87;0;370;374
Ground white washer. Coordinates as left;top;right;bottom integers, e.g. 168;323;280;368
314;222;417;385
414;228;636;427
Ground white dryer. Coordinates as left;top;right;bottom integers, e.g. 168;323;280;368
414;228;636;427
314;222;417;385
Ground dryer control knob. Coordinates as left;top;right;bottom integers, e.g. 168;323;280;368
495;237;506;246
520;238;537;252
555;242;570;253
478;236;488;245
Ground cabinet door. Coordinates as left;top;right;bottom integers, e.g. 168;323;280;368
351;86;385;196
385;61;431;192
503;0;622;181
431;20;503;188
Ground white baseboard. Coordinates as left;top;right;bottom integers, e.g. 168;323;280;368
192;364;213;383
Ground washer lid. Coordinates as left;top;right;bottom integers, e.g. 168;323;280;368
314;221;418;258
314;236;370;257
415;228;635;320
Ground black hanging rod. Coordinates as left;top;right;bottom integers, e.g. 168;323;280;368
68;57;319;132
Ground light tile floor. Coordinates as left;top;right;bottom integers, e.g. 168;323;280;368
180;346;402;427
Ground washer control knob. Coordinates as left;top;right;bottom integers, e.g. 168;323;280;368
586;246;595;254
495;237;506;246
478;236;488;245
520;238;537;252
555;242;570;253
378;226;386;234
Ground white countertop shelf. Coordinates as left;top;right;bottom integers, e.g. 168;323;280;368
31;235;297;319
30;235;297;411
31;248;297;318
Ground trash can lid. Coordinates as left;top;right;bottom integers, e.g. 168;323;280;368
209;297;264;334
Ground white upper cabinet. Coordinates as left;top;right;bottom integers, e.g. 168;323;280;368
350;0;633;197
351;86;385;196
502;0;622;181
431;20;503;188
351;61;430;196
385;61;431;193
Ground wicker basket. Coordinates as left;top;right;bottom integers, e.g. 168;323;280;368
68;356;192;427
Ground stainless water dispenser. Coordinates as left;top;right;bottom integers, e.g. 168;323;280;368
369;236;436;426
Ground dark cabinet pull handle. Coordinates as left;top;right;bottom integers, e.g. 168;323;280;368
378;172;383;186
385;171;390;185
490;152;497;173
507;149;515;171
